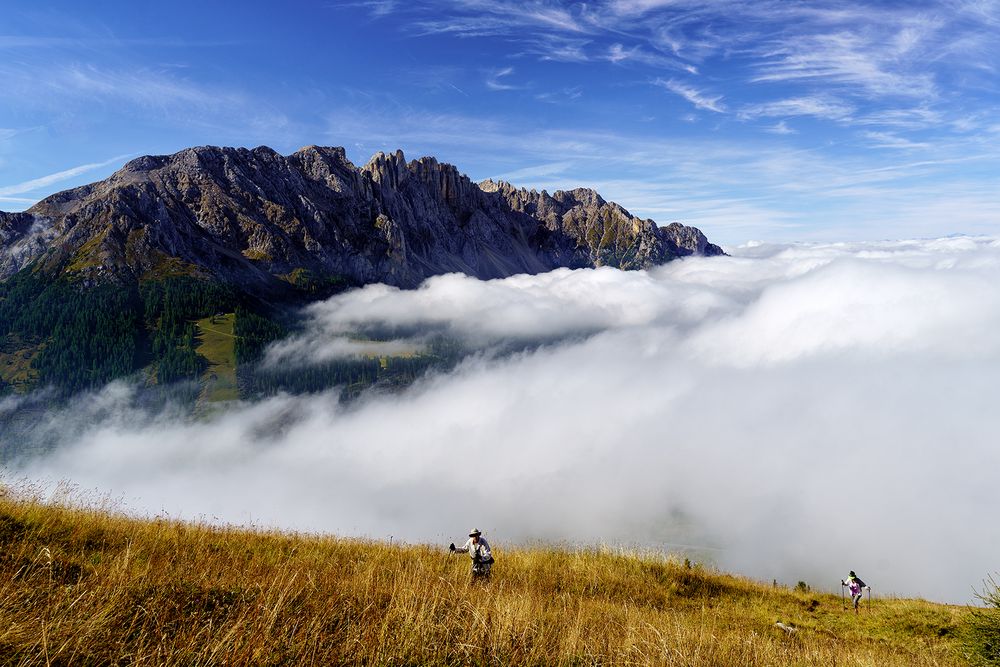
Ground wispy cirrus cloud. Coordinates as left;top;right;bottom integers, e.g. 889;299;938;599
739;95;855;122
485;66;519;91
516;2;591;32
857;106;945;130
0;35;242;50
749;27;938;98
494;160;575;182
606;42;631;63
526;35;593;62
345;0;400;18
606;0;693;16
40;64;246;111
766;121;796;135
362;0;994;156
376;5;979;174
952;0;1000;27
605;42;693;71
0;155;130;198
383;2;977;101
654;77;726;113
534;86;583;103
861;131;932;150
0;61;293;145
411;0;590;37
0;61;240;122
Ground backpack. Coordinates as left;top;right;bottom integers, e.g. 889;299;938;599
472;545;495;566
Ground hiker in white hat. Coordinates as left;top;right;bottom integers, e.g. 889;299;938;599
450;528;494;578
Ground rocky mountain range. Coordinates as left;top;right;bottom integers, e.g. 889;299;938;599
0;145;723;293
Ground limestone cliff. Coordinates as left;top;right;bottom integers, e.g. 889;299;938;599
0;145;724;291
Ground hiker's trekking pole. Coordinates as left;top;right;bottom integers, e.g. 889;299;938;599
867;587;871;613
841;582;846;611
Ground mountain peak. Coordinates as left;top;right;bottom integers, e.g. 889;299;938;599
0;145;723;291
362;149;409;188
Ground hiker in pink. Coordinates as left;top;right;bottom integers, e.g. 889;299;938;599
842;571;868;613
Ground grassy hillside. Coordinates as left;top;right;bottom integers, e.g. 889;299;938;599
195;312;240;404
0;488;983;666
0;339;41;393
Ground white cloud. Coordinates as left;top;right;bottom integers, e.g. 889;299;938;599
485;66;518;91
521;4;589;33
534;86;583;103
859;107;944;130
2;63;238;111
739;95;855;122
272;268;733;346
749;29;937;98
494;160;575;181
11;236;1000;604
0;154;130;197
861;130;932;150
411;1;590;38
607;42;631;63
528;35;593;62
263;335;423;368
356;0;399;18
382;0;994;126
0;63;293;145
654;77;726;113
765;121;796;135
604;42;689;70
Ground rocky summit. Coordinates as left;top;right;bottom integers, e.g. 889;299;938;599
0;145;723;292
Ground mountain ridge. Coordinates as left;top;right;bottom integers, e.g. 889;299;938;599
0;145;723;292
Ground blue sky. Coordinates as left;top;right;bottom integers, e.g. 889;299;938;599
1;0;999;243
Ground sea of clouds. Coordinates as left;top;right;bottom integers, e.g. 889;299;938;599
7;236;1000;604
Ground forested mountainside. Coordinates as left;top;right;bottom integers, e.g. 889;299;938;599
0;146;723;398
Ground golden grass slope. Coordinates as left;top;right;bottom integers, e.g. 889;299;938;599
0;489;973;666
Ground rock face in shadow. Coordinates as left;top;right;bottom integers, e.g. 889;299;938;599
0;145;724;290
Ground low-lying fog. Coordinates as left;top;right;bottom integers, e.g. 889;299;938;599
6;236;1000;604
